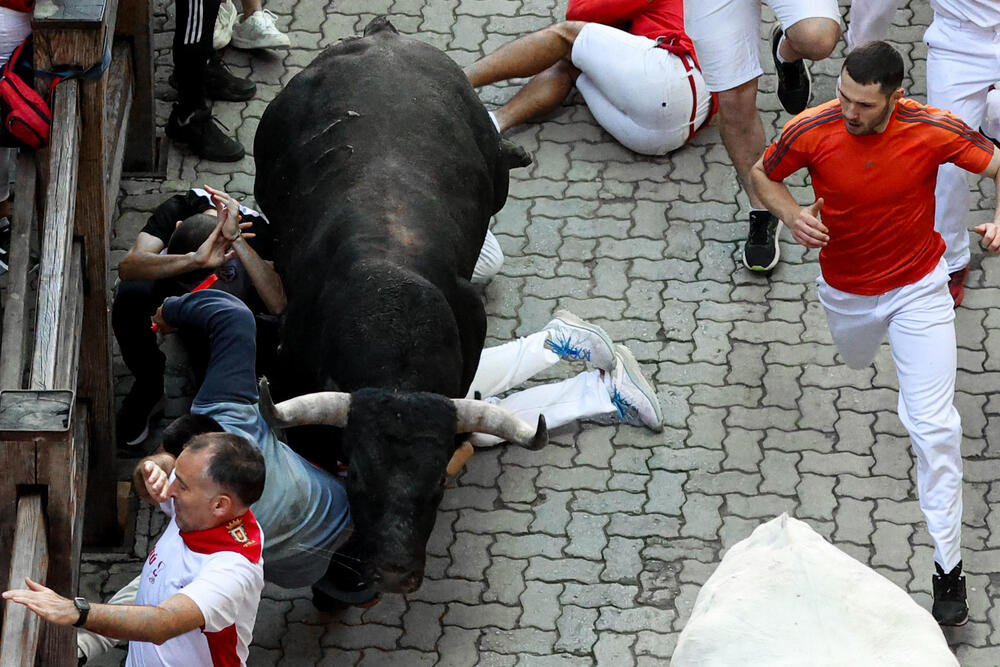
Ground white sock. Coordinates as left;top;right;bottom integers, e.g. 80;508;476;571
487;111;501;133
775;35;790;65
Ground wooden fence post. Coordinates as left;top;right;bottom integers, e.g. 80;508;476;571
33;0;122;545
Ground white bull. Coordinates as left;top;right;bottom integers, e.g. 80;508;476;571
673;514;958;666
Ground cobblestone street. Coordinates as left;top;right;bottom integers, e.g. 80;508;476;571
81;0;1000;663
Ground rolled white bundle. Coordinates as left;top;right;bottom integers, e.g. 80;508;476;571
672;514;958;667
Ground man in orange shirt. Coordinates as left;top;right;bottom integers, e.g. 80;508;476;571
750;41;1000;626
464;0;712;156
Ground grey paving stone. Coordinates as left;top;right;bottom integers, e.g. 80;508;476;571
521;581;564;630
479;628;558;655
565;512;608;560
444;602;520;630
593;632;636;666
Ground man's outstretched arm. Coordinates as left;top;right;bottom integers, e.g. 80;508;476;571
2;579;204;646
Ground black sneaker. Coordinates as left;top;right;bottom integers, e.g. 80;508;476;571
116;379;164;449
169;53;256;102
166;107;246;162
771;25;811;115
932;561;969;626
742;210;782;273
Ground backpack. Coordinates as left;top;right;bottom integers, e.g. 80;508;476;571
0;0;33;12
0;36;54;150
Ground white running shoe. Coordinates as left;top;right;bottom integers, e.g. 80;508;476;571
543;310;616;370
607;344;663;432
213;0;239;50
231;9;290;49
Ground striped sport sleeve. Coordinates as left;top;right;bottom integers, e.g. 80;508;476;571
895;106;996;175
762;106;842;181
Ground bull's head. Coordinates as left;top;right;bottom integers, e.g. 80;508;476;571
259;378;546;593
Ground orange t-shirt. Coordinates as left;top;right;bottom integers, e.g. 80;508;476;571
762;97;995;295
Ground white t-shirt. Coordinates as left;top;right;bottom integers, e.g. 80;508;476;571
931;0;1000;29
125;498;265;667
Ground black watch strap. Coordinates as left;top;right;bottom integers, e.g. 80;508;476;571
72;597;90;627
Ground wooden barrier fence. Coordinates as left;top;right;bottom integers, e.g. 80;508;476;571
0;0;154;660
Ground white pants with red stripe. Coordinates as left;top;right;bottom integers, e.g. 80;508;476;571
466;331;614;447
925;12;1000;274
570;23;711;155
817;259;963;572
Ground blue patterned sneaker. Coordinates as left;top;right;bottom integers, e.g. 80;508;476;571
607;344;663;432
543;310;615;370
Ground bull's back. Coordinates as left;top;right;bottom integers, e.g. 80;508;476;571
254;19;500;276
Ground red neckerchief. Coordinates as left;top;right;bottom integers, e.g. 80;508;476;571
180;510;263;563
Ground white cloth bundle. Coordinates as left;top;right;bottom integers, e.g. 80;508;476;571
672;514;958;667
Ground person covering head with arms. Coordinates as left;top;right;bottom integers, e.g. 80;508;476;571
749;41;1000;626
3;432;266;666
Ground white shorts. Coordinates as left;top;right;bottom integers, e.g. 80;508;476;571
0;7;30;67
684;0;842;92
570;23;711;155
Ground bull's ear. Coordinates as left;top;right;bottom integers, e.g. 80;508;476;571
363;15;398;36
446;441;474;476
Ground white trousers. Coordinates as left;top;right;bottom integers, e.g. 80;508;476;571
77;573;140;660
818;259;963;571
684;0;841;92
570;23;711;155
466;331;614;447
844;0;903;50
925;13;1000;273
471;229;503;284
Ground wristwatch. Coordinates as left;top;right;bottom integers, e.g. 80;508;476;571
72;597;90;627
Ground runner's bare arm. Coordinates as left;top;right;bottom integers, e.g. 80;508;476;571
750;155;829;249
972;146;1000;253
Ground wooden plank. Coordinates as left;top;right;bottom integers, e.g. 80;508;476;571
0;440;35;607
0;493;49;667
114;0;154;171
0;153;37;391
30;80;79;391
36;404;88;664
54;243;84;391
104;41;133;214
33;0;107;25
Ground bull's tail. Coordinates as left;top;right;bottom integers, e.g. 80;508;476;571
364;15;398;36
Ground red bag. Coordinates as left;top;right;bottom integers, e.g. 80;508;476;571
0;0;33;12
0;36;52;150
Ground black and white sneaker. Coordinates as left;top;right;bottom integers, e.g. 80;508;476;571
742;210;782;273
771;25;812;115
932;561;969;626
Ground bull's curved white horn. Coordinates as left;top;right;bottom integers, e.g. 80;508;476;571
258;377;352;428
453;399;548;450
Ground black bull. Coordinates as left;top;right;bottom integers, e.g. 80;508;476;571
253;16;542;593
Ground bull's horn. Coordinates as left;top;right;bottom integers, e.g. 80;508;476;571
258;377;352;428
453;399;548;450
